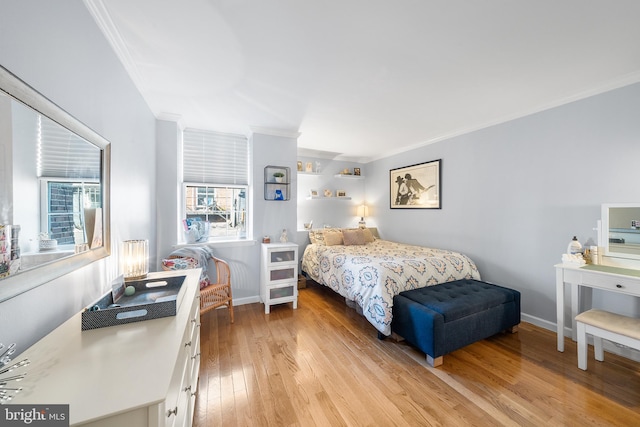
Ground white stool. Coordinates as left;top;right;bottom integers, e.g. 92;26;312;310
575;309;640;370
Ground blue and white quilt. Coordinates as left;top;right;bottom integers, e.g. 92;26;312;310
301;239;480;335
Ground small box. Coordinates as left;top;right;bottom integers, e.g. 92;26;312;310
81;275;186;330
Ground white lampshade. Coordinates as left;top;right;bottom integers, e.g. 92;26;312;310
357;204;369;219
357;204;369;227
122;239;149;280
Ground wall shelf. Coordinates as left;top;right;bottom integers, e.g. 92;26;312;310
306;196;352;200
264;165;290;201
334;174;364;179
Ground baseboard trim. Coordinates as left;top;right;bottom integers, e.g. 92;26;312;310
232;295;260;306
521;312;640;362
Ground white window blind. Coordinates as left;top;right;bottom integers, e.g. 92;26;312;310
37;116;101;179
183;129;248;185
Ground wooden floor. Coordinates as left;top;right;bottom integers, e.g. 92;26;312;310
194;281;640;426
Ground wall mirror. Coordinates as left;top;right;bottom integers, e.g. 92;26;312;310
0;65;111;302
601;203;640;261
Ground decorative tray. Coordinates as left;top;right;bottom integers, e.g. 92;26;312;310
81;275;187;330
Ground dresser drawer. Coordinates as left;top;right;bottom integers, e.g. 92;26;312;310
165;345;189;427
581;272;640;295
166;295;200;427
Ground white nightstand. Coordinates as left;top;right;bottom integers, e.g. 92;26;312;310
260;242;299;314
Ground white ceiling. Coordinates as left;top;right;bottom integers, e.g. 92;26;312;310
85;0;640;162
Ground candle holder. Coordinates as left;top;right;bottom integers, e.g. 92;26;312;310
121;239;149;281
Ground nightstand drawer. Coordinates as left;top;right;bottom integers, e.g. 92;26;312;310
269;266;296;282
269;249;296;265
270;283;295;299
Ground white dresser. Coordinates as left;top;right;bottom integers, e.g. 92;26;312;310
260;243;299;314
11;269;201;427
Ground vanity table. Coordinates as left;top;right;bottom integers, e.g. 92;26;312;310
555;263;640;352
10;268;201;427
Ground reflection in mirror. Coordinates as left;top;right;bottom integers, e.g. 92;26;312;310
0;65;110;301
602;204;640;260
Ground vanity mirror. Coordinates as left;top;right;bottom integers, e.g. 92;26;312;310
601;203;640;261
0;65;110;302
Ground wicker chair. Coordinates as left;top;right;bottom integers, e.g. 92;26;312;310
162;250;234;323
200;256;234;322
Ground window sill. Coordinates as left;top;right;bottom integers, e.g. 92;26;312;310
174;239;257;249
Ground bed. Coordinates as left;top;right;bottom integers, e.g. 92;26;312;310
301;227;480;336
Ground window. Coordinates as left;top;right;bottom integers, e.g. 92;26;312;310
41;179;101;244
183;129;249;241
184;185;246;238
37;115;102;245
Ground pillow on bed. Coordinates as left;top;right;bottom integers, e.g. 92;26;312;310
361;227;375;243
308;229;324;244
323;229;344;246
342;228;366;245
366;227;380;239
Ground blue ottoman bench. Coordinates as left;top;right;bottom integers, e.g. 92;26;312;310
391;278;521;367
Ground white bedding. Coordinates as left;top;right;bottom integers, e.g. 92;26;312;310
301;239;480;335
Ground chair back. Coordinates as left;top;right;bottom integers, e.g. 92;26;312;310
213;256;231;287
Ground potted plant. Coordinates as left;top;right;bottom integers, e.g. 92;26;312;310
273;171;285;183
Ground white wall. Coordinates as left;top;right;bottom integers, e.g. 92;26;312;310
0;0;156;353
155;119;183;271
152;128;300;303
365;82;640;331
12;101;41;253
296;157;366;230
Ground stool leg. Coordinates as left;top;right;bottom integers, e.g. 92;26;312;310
593;336;604;362
577;321;587;370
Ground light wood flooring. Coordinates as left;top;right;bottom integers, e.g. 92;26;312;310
194;281;640;426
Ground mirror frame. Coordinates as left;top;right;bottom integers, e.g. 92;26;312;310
0;65;111;302
601;203;640;261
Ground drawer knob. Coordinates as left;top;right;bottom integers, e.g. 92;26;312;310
616;284;623;288
166;407;178;417
185;341;192;347
184;385;192;392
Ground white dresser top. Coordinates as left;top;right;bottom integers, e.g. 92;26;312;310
10;268;200;425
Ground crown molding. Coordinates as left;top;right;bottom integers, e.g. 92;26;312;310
249;126;301;139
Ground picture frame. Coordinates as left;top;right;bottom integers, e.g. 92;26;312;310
309;189;319;198
305;162;313;173
297;161;303;171
336;190;346;197
390;159;441;209
354;167;361;176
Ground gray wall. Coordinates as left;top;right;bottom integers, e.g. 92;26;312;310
0;1;156;352
365;82;640;330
